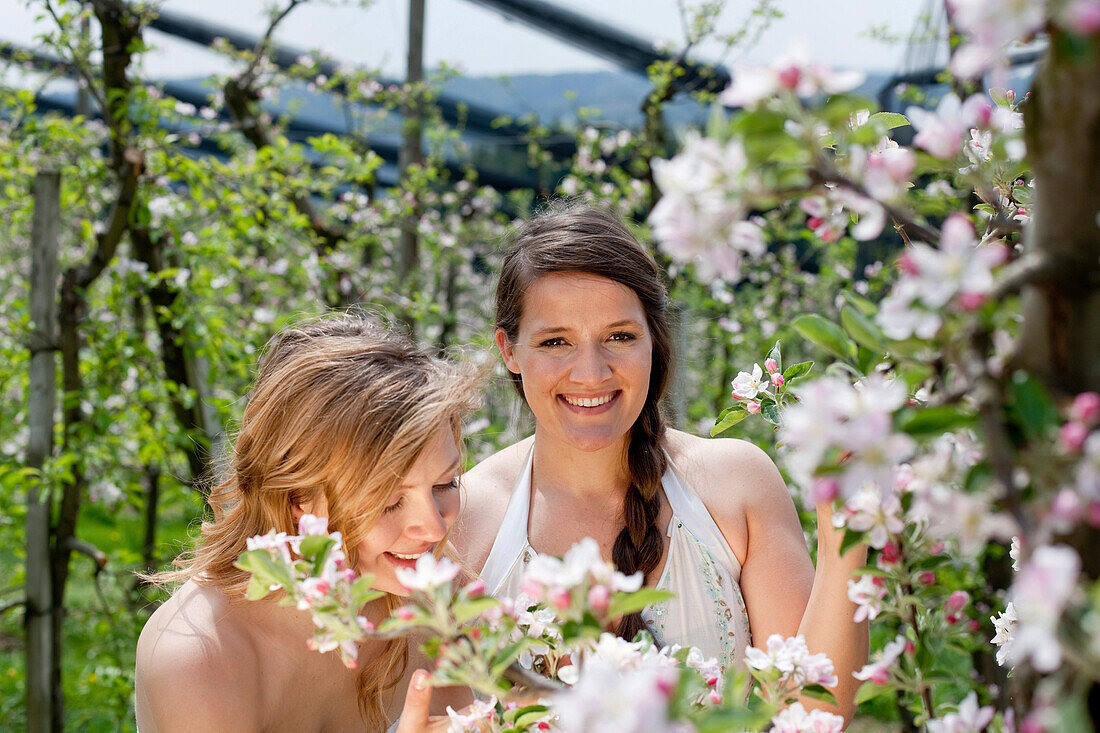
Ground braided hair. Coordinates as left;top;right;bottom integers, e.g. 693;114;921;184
495;202;673;641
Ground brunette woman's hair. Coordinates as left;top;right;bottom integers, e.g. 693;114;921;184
149;312;481;730
495;202;672;642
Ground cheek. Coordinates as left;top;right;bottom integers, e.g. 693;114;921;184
439;490;461;523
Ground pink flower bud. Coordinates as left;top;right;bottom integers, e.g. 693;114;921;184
929;541;945;555
465;578;487;598
1051;487;1081;522
1060;421;1089;452
974;102;993;128
537;723;551;731
871;576;885;588
587;584;611;613
1065;0;1100;35
957;292;987;311
777;65;802;90
811;477;840;504
918;571;936;586
747;401;762;415
969;619;981;633
397;606;415;621
946;590;970;613
880;542;901;565
807;216;824;230
708;690;723;705
1071;392;1100;424
656;677;675;698
764;358;779;374
1087;502;1100;528
904;641;915;655
945;613;958;625
897;251;919;275
770;373;785;387
1005;89;1016;103
549;587;571;610
868;668;889;685
706;675;720;687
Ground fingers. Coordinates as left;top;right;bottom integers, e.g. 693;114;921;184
394;670;433;733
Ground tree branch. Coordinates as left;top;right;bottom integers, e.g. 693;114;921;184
811;168;941;245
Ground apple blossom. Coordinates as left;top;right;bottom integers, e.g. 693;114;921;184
853;634;906;684
446;696;498;733
743;634;838;689
847;575;887;623
719;42;864;109
926;692;995;733
906;94;992;159
947;0;1045;79
769;702;845;733
394;553;461;592
731;364;772;400
1002;545;1080;672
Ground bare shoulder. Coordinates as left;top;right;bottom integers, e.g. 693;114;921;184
136;582;262;732
663;429;796;560
452;436;533;574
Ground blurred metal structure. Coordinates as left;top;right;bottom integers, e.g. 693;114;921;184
463;0;730;92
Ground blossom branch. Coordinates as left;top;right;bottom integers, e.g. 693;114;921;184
810;167;940;245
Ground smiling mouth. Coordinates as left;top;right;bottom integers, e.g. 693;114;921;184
387;551;428;560
561;391;619;408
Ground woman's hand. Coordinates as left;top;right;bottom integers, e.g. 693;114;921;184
395;670;494;733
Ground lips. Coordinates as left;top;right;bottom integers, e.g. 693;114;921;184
383;548;432;570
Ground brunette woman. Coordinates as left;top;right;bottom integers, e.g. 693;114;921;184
454;204;868;720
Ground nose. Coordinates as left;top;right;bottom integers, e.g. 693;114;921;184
405;490;451;543
570;342;613;385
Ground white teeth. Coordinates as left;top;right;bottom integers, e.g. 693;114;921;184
390;551;426;560
564;393;614;408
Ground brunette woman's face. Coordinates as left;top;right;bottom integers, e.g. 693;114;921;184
355;424;462;596
496;272;653;454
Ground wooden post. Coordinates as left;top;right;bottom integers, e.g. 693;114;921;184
26;170;60;733
397;0;426;291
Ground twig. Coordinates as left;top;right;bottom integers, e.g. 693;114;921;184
239;0;305;87
989;252;1052;300
0;599;26;616
66;537;108;571
812;168;941;245
42;0;109;114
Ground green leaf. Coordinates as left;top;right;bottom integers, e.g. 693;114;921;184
607;588;676;619
760;402;780;425
299;535;335;573
801;684;838;705
451;597;499;625
870;111;910;129
1007;371;1060;441
896;406;976;436
513;707;552;728
840;305;886;351
782;360;814;382
792;314;854;362
840;289;878;316
712;405;748;436
489;638;539;680
839;528;865;557
854;681;892;705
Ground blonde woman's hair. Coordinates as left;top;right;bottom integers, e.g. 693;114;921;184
151;312;482;729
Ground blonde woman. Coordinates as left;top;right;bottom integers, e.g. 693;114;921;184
136;315;479;732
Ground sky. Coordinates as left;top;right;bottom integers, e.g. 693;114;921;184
1;0;933;81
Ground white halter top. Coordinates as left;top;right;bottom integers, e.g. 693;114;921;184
479;449;752;672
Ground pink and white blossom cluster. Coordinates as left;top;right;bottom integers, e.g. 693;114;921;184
743;634;839;691
876;214;1007;340
768;702;845;733
649;134;767;282
996;544;1081;672
719;42;864;109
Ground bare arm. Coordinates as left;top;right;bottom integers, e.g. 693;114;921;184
700;439;867;721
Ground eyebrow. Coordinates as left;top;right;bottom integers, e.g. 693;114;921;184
530;319;644;337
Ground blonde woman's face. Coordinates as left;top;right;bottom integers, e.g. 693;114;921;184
355;424;462;595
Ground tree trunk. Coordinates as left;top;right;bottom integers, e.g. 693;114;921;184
26;170;60;733
1016;33;1100;395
